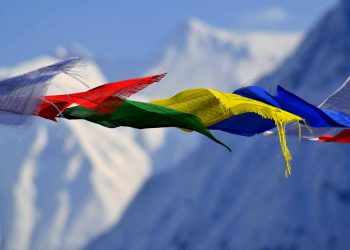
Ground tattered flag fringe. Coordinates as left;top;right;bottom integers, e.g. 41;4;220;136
36;73;166;120
0;58;79;117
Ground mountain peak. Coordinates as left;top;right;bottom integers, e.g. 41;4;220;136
87;1;350;250
142;17;301;98
184;17;222;36
186;17;211;31
53;43;93;60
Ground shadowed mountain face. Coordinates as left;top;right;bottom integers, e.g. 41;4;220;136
259;0;350;103
86;1;350;250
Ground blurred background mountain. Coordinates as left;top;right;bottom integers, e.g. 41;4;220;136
0;1;347;250
88;1;350;249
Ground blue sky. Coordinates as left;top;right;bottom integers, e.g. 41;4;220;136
0;0;336;66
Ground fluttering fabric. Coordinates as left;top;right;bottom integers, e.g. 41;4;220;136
36;73;166;121
0;58;79;124
62;99;231;151
236;85;350;127
318;129;350;143
314;78;350;142
230;85;350;139
210;86;280;136
5;58;350;177
307;77;350;139
319;76;350;114
150;88;303;175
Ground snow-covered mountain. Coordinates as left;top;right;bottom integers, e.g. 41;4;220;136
51;44;151;82
0;17;301;250
0;57;151;250
86;1;350;250
137;18;301;170
140;18;301;99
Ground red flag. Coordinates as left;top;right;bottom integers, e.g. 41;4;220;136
35;73;166;121
319;129;350;143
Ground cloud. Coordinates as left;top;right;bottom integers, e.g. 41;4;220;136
239;7;290;28
260;7;289;23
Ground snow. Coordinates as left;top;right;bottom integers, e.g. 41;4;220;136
7;126;47;250
0;16;301;250
139;18;301;99
138;18;301;172
87;2;350;250
0;57;151;250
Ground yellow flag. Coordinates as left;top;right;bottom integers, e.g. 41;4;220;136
151;88;303;176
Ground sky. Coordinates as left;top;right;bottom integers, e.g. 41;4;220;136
0;0;336;66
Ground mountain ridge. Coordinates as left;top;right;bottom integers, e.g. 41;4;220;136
0;57;151;250
0;16;302;250
86;1;350;250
